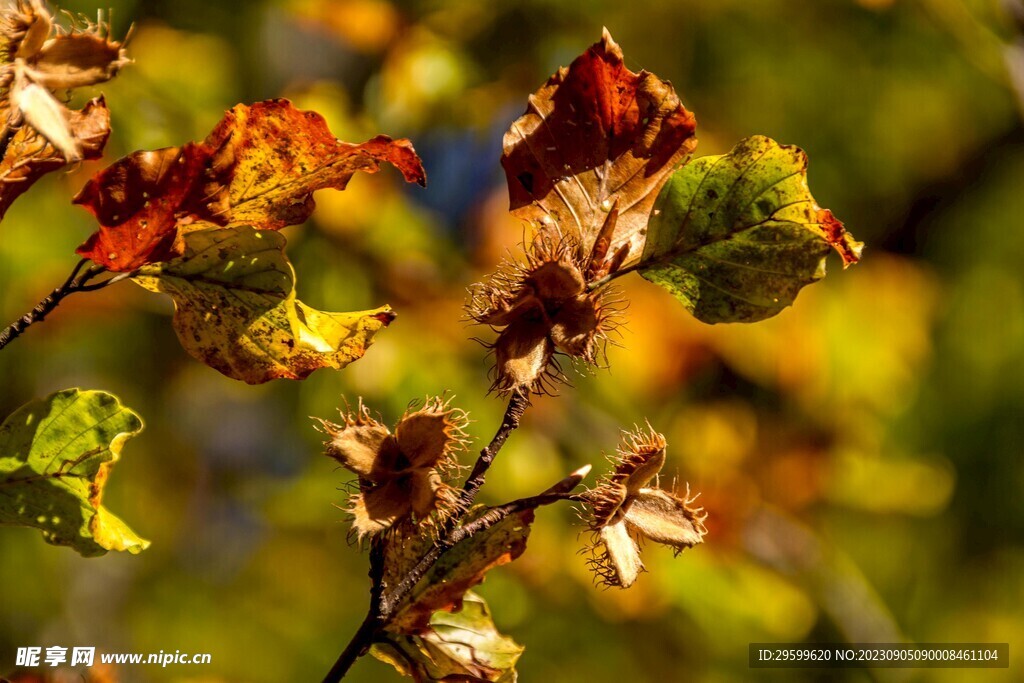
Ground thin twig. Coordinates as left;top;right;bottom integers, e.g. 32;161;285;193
322;537;387;683
587;262;640;291
379;489;579;620
0;260;122;352
458;389;530;511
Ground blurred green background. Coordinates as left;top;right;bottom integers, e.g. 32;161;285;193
2;0;1023;681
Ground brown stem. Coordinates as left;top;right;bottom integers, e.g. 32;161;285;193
378;489;578;620
322;537;387;683
587;262;640;291
458;389;530;511
0;259;116;352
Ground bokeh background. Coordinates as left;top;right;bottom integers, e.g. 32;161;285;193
2;0;1023;681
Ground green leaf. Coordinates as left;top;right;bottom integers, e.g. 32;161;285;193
388;508;534;635
132;226;394;384
640;135;862;323
0;389;148;557
371;592;523;682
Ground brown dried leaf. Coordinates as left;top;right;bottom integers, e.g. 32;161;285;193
0;96;109;219
501;28;697;273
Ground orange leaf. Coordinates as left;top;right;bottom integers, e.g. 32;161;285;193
501;29;697;275
75;98;426;271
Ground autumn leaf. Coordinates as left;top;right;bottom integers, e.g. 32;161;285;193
501;28;697;276
0;389;148;557
75;98;426;271
132;226;394;384
387;507;534;635
72;144;211;271
639;135;863;323
0;97;110;220
371;592;523;683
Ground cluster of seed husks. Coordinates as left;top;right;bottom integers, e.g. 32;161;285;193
320;397;469;540
1;0;128;160
467;227;621;395
584;425;706;588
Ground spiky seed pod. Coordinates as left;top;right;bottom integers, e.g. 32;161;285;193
469;225;623;393
0;1;128;159
321;400;392;478
548;288;623;363
584;425;707;588
394;396;471;476
467;224;584;324
589;426;666;527
10;69;79;160
466;256;531;329
318;398;470;540
0;1;50;63
2;1;129;89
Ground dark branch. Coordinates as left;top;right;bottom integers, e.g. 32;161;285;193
379;487;581;621
0;260;125;353
322;537;387;683
458;389;530;511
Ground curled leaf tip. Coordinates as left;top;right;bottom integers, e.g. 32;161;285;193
372;309;397;325
817;208;863;268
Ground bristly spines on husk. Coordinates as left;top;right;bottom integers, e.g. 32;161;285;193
582;424;707;588
468;226;623;395
318;396;471;541
1;0;128;160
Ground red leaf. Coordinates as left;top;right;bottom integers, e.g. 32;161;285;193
74;144;209;270
75;99;426;271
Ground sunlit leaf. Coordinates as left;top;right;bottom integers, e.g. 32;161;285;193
372;592;523;682
501;29;697;275
388;507;534;635
640;135;862;323
75;98;426;271
0;389;148;557
132;226;394;384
